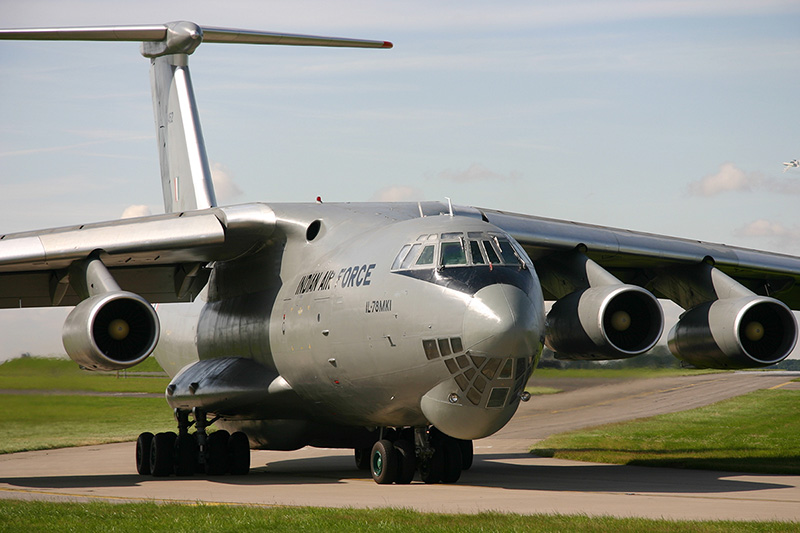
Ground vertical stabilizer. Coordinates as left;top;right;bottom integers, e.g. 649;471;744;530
149;52;217;213
0;20;391;214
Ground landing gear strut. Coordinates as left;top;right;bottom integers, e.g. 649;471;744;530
135;408;250;477
360;426;472;485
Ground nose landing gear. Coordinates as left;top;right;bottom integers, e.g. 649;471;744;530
360;426;472;485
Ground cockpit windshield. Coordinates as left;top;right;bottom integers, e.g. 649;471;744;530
391;231;525;270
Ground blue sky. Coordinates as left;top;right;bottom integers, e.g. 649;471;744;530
1;1;799;359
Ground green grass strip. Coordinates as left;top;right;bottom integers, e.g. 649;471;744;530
0;501;795;532
0;394;175;454
0;357;169;394
532;367;724;379
532;389;800;475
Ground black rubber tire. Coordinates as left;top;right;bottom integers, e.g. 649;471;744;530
205;430;230;475
354;447;371;471
227;431;250;476
174;433;197;476
394;439;416;484
135;432;154;476
458;439;474;470
441;437;463;484
370;439;397;484
150;431;176;477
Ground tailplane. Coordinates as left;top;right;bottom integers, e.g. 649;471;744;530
0;21;392;213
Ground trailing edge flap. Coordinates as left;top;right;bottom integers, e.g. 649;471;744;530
166;357;295;417
0;203;276;308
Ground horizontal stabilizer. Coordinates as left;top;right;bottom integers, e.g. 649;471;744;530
0;21;392;50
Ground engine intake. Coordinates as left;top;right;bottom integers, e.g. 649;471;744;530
62;291;160;371
668;296;797;369
546;285;664;360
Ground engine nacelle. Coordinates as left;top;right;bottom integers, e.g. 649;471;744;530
546;285;664;360
668;296;797;369
62;291;160;371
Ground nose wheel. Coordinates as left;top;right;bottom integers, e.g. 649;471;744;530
361;426;472;485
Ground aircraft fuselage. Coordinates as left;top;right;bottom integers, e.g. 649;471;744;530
154;203;546;449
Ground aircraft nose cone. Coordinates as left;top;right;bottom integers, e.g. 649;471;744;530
462;284;543;359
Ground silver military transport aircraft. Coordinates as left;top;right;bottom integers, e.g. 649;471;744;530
1;22;799;485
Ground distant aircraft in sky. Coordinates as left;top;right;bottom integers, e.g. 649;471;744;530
1;21;799;486
783;159;799;172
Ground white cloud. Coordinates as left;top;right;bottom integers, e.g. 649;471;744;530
687;163;800;197
737;219;789;237
687;162;759;196
120;205;152;219
735;219;800;254
369;185;424;202
438;163;521;183
210;162;243;205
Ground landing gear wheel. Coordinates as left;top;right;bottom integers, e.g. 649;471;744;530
458;439;474;470
205;430;230;475
441;437;463;484
174;433;197;476
354;447;371;471
150;431;176;477
394;439;416;484
370;439;397;484
227;431;250;475
136;432;154;475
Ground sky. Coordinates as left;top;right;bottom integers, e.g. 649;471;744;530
1;0;799;360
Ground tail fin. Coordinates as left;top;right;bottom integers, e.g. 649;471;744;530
0;21;391;213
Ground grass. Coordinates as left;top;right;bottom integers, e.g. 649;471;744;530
532;389;800;475
0;356;169;393
0;501;796;533
532;367;724;379
0;393;175;454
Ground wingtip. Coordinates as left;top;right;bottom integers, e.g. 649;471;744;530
383;41;393;49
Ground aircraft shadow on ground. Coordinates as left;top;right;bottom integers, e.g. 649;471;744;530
0;453;792;493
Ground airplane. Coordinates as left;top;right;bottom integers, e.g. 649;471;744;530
783;159;799;172
1;21;799;485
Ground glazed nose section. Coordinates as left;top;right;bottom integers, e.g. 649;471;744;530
462;283;542;359
420;283;544;441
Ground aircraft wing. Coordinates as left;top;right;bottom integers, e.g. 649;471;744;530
480;207;800;308
0;204;276;308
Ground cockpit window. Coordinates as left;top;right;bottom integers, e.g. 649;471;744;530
416;245;435;265
391;244;412;270
469;241;485;264
496;239;521;265
482;240;501;264
400;243;422;269
440;241;467;266
392;231;527;271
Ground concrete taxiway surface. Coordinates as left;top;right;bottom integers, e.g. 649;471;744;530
1;371;798;521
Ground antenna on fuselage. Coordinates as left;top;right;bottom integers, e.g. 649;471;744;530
0;21;392;213
446;197;454;217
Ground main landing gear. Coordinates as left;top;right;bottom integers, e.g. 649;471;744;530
357;426;473;485
136;408;250;477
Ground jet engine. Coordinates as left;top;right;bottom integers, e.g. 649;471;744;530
62;291;160;371
546;285;664;360
668;296;797;369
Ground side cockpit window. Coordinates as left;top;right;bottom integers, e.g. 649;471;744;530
495;238;522;266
